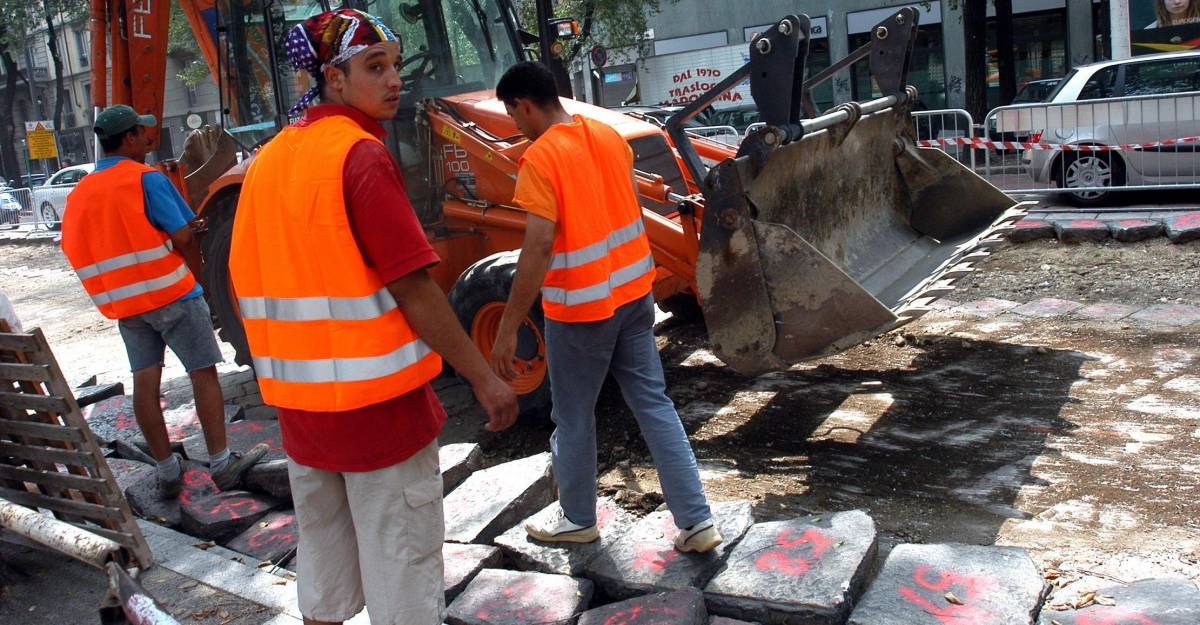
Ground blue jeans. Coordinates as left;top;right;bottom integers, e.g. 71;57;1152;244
545;293;711;529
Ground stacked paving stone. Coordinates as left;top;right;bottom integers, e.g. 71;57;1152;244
704;510;878;624
444;568;593;625
1037;579;1200;625
847;544;1046;625
494;497;636;575
1008;211;1200;244
584;500;754;599
443;452;555;544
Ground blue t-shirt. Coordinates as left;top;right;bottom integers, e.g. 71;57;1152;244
94;157;203;301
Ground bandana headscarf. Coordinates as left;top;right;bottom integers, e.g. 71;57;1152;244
284;8;399;116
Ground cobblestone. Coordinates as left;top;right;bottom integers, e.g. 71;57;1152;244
495;498;636;575
444;568;593;625
443;452;555;544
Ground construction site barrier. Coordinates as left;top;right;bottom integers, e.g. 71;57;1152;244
686;124;741;146
983;90;1200;198
0;187;31;228
911;108;976;169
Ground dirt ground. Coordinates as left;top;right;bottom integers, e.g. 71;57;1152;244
1;237;1198;599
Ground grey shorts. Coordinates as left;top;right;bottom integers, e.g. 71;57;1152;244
117;296;224;372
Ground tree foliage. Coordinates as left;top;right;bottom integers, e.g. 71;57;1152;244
513;0;675;62
168;2;210;86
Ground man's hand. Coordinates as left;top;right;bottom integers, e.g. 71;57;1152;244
473;372;519;432
490;329;520;382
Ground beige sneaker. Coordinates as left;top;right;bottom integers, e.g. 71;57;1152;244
525;508;600;544
675;518;723;553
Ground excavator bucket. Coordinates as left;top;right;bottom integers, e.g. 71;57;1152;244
671;11;1025;376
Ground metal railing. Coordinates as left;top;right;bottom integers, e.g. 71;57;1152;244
911;108;977;169
982;90;1200;201
0;185;70;229
685;125;741;146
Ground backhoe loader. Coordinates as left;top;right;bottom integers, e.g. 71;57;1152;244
88;0;1023;415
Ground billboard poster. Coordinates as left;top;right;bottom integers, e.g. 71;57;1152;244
1132;0;1200;55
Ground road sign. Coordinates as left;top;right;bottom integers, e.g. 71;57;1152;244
590;45;608;68
24;121;58;160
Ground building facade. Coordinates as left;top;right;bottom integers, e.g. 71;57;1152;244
588;0;1111;113
0;17;220;183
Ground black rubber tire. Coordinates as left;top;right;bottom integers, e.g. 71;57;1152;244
198;189;254;369
40;203;61;231
448;251;552;421
659;292;704;324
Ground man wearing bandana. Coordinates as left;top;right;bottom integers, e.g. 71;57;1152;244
230;9;519;624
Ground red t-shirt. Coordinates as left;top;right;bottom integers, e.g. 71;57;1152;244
274;104;446;473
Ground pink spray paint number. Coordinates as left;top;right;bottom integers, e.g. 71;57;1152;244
897;565;997;625
754;527;834;576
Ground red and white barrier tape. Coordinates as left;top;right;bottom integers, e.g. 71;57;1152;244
916;135;1200;151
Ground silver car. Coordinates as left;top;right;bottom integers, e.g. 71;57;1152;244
32;163;94;230
1011;50;1200;204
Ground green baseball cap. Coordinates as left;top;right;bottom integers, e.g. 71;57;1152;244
93;105;157;139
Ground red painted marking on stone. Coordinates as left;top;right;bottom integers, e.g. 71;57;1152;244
602;605;683;625
1173;212;1200;228
206;497;266;520
1077;609;1161;625
754;527;834;576
632;547;680;573
897;565;997;625
1118;219;1153;227
246;529;295;550
1070;220;1105;228
474;581;558;622
178;469;215;505
596;502;616;529
1014;220;1046;229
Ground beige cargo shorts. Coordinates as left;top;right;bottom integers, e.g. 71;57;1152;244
288;440;445;624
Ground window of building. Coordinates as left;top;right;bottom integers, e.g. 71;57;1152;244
849;25;946;109
984;9;1068;109
74;29;89;67
1123;57;1200;95
653;31;729;57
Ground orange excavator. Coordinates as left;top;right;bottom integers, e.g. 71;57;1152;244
89;1;1023;416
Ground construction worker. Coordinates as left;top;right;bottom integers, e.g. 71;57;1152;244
231;10;518;625
490;61;722;553
61;105;268;497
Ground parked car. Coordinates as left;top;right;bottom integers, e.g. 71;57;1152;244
1012;78;1061;104
18;173;47;189
0;189;21;229
32;163;94;230
985;78;1063;151
1015;50;1200;204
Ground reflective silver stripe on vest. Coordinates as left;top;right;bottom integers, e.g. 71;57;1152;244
548;219;646;271
252;338;433;384
238;288;396;322
89;263;192;306
541;253;654;306
74;240;175;280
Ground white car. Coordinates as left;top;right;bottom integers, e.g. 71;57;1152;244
33;163;94;230
0;188;22;229
1013;50;1200;204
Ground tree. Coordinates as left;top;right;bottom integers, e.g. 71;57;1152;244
513;0;675;63
41;0;88;170
168;3;209;87
994;0;1016;104
0;0;38;183
963;0;987;121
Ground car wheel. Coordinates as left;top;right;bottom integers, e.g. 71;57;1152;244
1057;152;1124;206
39;202;61;231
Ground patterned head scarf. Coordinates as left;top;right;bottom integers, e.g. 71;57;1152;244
284;8;399;116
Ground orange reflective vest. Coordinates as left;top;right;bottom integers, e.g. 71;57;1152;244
230;115;442;412
61;160;197;319
520;116;655;323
